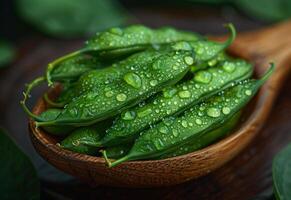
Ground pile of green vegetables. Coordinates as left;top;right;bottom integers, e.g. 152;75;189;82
21;24;273;167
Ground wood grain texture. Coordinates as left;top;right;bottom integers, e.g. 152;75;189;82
27;21;291;188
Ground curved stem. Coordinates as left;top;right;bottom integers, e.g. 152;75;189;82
46;48;89;86
259;63;275;84
222;23;236;48
43;93;65;108
107;155;130;168
20;76;46;121
100;150;111;167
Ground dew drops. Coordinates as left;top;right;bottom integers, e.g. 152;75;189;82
195;118;202;125
172;41;192;51
208;59;217;67
207;107;221;118
123;72;142;88
184;56;194;65
154;139;164;150
109;27;123;35
150;80;158;86
194;71;212;84
178;90;191;98
245;89;252;96
222;107;231;115
163;88;178;98
223;62;235;72
137;108;152;118
181;120;188;127
152;59;164;70
116;93;127;101
172;129;179;137
105;90;114;97
122;111;136;120
159;126;169;134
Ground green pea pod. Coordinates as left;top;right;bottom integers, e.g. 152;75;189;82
21;24;235;117
38;109;74;135
160;111;241;159
60;126;102;155
70;27;236;101
104;64;274;167
34;50;193;127
83;59;252;148
49;29;235;107
103;112;240;160
46;25;201;86
20;48;174;122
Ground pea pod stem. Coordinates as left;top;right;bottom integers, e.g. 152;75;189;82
20;76;46;121
223;23;236;49
101;150;129;167
43;93;65;108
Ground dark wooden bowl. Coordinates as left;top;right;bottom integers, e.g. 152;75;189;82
29;21;291;187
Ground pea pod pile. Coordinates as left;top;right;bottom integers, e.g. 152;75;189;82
21;24;274;167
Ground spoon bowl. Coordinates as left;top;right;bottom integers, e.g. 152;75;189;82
29;21;291;187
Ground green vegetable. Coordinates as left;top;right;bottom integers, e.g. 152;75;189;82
34;50;192;127
273;144;291;200
82;58;251;147
102;112;240;160
0;41;15;68
0;128;40;200
16;0;127;38
105;65;274;167
34;24;234;126
160;111;241;158
45;24;202;86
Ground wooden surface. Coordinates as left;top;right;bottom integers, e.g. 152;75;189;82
1;5;291;199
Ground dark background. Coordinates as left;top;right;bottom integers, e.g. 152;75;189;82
1;0;290;199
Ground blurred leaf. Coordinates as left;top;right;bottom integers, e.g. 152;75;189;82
16;0;128;38
235;0;291;22
0;41;15;68
273;144;291;200
187;0;229;5
0;128;40;200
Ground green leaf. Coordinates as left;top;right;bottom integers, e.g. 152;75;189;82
16;0;128;38
235;0;291;22
0;128;40;200
0;41;15;68
273;144;291;200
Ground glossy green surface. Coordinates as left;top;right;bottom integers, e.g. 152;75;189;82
107;66;273;167
96;59;252;147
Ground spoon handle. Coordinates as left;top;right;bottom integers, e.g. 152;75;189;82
229;20;291;91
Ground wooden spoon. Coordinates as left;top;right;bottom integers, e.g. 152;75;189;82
29;21;291;187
